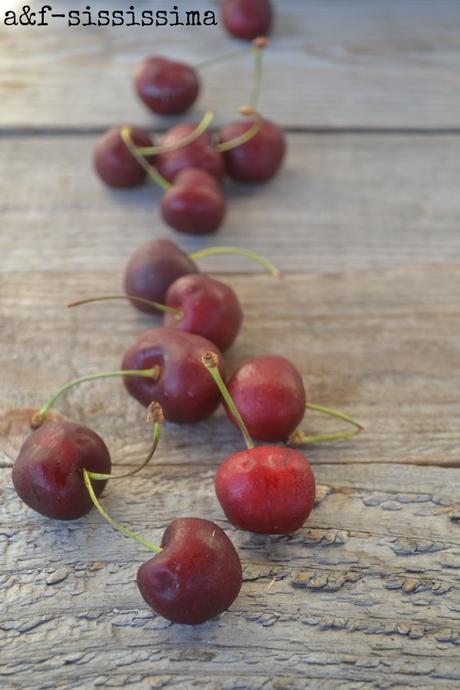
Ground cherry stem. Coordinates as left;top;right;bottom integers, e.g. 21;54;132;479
251;38;268;109
189;245;281;279
215;106;263;153
195;45;255;70
68;295;182;318
202;352;254;451
289;403;364;446
86;402;164;481
83;468;162;553
120;127;171;192
135;111;215;156
33;368;160;428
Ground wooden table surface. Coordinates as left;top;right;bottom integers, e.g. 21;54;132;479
1;2;460;688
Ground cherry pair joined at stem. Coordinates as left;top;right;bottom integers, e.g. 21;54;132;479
202;352;364;535
69;241;280;352
134;33;269;116
13;399;242;625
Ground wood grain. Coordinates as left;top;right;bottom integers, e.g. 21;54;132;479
2;133;460;274
2;0;460;129
2;1;460;688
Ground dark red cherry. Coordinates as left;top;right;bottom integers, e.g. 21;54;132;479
164;274;242;351
226;356;306;441
94;126;153;188
12;422;111;520
219;119;285;183
215;446;315;534
124;239;198;315
155;125;225;183
134;56;200;115
222;0;273;40
122;328;224;423
161;168;226;235
137;517;242;624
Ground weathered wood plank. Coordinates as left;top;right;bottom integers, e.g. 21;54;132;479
2;0;460;129
2;133;460;273
1;267;459;470
2;462;460;689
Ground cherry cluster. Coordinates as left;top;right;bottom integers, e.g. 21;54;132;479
94;29;284;236
11;0;363;626
12;238;363;625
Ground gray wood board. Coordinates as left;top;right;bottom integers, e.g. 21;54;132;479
2;0;460;129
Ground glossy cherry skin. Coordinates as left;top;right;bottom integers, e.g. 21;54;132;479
219;119;285;183
124;240;198;315
94;126;153;188
134;56;200;115
161;168;226;235
137;517;242;624
164;274;242;351
122;328;224;423
215;446;316;534
12;422;111;520
222;0;273;40
155;125;225;184
226;355;306;442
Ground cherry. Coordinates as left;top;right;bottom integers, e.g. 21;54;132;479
94;126;153;188
161;168;226;235
83;476;243;625
12;422;111;520
134;56;200;115
123;239;280;316
222;0;273;40
124;239;198;315
164;273;242;351
215;446;316;534
154;124;225;183
122;328;224;423
137;518;242;624
219;118;285;183
226;356;306;441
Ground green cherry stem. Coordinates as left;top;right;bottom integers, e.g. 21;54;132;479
195;44;255;70
189;245;281;279
33;367;160;428
135;110;215;156
120;127;171;191
86;401;164;481
289;403;364;446
202;352;254;450
83;468;162;553
215;106;263;153
250;37;268;109
68;295;182;318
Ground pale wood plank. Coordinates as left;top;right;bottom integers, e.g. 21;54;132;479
1;461;460;689
2;133;460;274
1;267;459;470
2;0;460;129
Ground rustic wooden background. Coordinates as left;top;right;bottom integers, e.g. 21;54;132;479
1;1;460;688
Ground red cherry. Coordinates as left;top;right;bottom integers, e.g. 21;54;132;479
219;119;285;183
155;125;225;183
222;0;273;40
226;355;306;441
94;126;153;188
134;56;200;115
164;274;242;351
12;422;111;520
137;517;242;624
124;239;198;315
215;446;315;534
161;168;226;235
122;328;224;423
